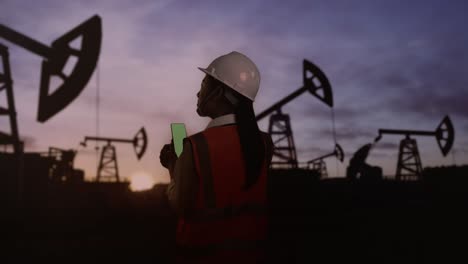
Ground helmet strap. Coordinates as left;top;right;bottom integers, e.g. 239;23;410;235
223;88;239;106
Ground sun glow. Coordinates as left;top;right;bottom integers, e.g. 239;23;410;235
129;171;155;192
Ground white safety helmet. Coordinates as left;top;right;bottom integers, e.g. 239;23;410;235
198;51;261;102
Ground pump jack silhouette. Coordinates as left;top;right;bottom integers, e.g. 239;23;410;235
307;143;344;178
0;15;102;154
0;15;102;204
375;116;454;180
255;60;333;169
80;127;147;182
0;15;102;122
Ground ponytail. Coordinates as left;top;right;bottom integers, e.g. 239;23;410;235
234;96;265;190
209;77;266;190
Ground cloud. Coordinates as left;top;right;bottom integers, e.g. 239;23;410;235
296;145;332;156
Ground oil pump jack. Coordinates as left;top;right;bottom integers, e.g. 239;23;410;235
0;15;102;122
374;116;454;181
0;15;102;152
307;143;344;178
0;15;102;204
255;60;333;169
80;127;147;182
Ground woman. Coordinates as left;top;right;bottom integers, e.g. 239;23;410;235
160;51;273;264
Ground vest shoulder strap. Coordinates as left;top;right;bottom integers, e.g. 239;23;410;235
189;132;216;208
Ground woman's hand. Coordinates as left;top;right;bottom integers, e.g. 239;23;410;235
159;142;177;170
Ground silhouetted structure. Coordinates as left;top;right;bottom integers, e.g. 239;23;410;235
0;15;102;122
307;143;344;178
48;147;84;183
375;116;454;181
346;143;382;181
0;15;102;206
80;127;147;182
255;60;333;169
0;43;22;155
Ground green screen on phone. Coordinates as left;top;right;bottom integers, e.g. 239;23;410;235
171;123;187;157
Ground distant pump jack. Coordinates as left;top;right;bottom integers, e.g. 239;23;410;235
307;143;344;178
0;15;102;122
374;116;454;181
255;60;334;169
80;127;147;182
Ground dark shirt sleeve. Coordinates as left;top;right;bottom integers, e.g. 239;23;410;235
166;139;198;216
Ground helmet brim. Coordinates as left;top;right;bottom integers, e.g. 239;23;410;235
198;66;225;88
198;67;214;77
197;67;255;101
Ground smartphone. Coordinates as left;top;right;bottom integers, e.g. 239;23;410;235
171;123;187;158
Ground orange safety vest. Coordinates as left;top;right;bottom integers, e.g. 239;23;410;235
175;124;272;264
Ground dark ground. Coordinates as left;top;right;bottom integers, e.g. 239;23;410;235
2;167;468;263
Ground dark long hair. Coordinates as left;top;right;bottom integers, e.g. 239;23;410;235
233;93;265;190
208;76;265;190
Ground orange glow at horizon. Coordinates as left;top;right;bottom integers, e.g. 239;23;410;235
129;171;155;192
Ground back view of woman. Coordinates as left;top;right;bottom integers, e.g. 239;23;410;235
160;51;273;264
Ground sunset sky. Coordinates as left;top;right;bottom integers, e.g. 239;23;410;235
1;0;467;184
